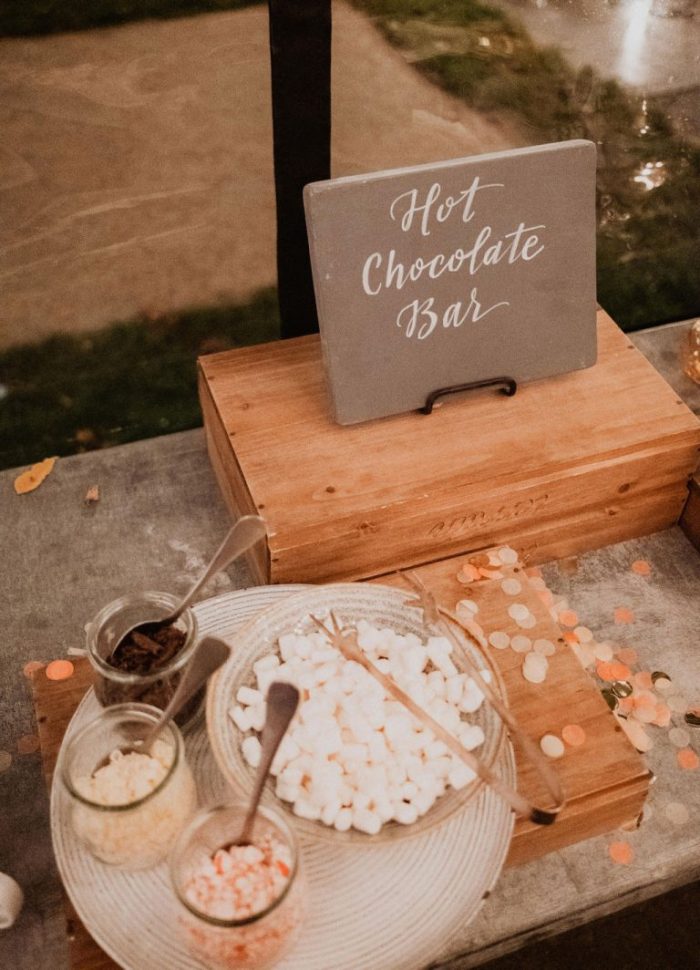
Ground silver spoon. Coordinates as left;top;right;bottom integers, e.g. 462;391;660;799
234;681;300;846
94;635;231;771
106;515;267;657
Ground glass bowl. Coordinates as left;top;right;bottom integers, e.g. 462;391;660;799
206;583;507;844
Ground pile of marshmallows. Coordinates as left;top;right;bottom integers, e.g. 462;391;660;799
230;620;490;835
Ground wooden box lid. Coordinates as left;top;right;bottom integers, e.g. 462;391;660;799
198;310;700;584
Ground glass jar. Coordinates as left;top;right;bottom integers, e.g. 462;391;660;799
86;591;202;727
680;319;700;385
61;704;197;869
170;803;306;970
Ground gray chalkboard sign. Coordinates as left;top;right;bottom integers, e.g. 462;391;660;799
304;140;597;425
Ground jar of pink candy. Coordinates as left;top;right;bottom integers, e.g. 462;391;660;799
170;802;306;969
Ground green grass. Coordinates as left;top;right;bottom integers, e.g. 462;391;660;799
0;290;279;471
0;0;257;37
354;0;700;331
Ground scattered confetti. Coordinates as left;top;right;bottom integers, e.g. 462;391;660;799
13;457;58;495
631;560;651;576
664;802;690;826
614;607;635;625
596;661;617;682
653;703;671;728
67;646;87;657
608;841;634;865
616;647;638;666
45;659;74;681
518;613;536;630
84;484;100;505
620;718;653;752
573;626;593;643
478;567;503;580
562;631;579;646
0;751;12;774
609;661;632;681
508;603;530;623
677;748;699;771
540;734;565;759
633;671;654;691
523;652;548;684
457;564;480;584
501;578;522;596
511;635;532;654
488;631;510;650
562;724;587;747
668;727;691;748
685;708;700;726
17;735;40;755
654;677;673;694
23;660;44;678
525;566;542;579
558;609;578;628
533;638;556;657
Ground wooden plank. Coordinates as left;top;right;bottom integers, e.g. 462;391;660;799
199;310;700;584
374;554;650;864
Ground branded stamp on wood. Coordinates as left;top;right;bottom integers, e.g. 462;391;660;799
304;140;597;424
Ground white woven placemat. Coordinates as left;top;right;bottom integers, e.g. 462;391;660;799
51;586;515;970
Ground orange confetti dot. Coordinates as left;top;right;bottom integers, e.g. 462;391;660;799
618;697;635;715
23;660;45;678
633;690;656;709
457;563;480;583
45;659;74;681
596;660;617;682
633;671;653;690
17;735;40;755
558;610;579;628
563;630;579;645
562;724;587;747
631;560;651;576
609;661;632;681
677;748;699;771
653;703;671;728
616;647;638;665
614;607;635;625
608;841;634;865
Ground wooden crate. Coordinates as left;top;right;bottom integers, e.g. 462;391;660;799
198;309;700;584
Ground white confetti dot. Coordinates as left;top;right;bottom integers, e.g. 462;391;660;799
593;642;614;662
574;626;593;643
667;694;689;714
668;727;691;748
457;599;479;615
664;802;689;826
501;578;522;596
488;631;511;650
517;613;537;630
508;603;530;622
511;635;532;654
533;639;556;657
620;717;653;752
523;653;548;684
654;677;673;693
540;734;565;759
497;546;518;565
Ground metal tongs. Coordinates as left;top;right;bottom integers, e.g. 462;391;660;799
311;573;564;826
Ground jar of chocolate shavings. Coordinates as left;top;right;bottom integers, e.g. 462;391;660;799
86;592;201;728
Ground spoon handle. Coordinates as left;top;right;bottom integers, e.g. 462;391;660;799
141;636;231;749
237;681;300;846
171;516;267;622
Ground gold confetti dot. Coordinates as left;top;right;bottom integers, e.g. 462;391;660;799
664;802;690;826
677;748;699;771
45;659;74;681
17;735;39;755
631;560;651;576
0;750;12;773
23;660;44;678
609;841;634;865
562;724;587;747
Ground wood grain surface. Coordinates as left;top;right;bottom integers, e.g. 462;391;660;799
199;309;700;583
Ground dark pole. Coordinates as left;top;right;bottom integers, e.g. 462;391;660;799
268;0;332;339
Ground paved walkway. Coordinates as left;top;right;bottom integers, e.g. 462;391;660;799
0;3;521;349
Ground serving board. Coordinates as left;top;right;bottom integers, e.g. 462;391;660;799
198;308;700;585
36;565;649;968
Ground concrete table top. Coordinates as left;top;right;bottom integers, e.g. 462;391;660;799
0;322;698;970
